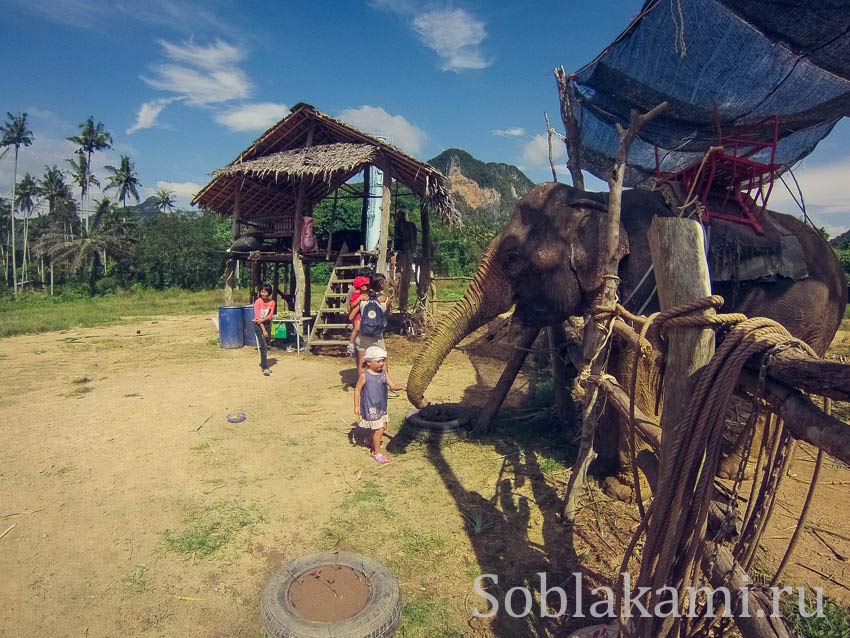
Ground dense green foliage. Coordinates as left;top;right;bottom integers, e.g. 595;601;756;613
130;210;231;290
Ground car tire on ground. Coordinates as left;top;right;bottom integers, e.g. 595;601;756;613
402;404;472;442
261;551;402;638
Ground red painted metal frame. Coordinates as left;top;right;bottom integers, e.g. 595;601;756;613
655;112;781;235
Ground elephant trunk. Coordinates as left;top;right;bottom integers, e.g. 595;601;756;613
407;244;513;408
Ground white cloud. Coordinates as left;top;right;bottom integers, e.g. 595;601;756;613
521;133;566;166
7;0;238;37
769;158;850;234
492;127;526;138
142;39;252;105
127;98;179;134
412;9;489;71
214;102;289;132
336;106;427;156
370;2;489;72
146;180;201;209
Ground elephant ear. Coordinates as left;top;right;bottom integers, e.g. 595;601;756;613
571;211;630;296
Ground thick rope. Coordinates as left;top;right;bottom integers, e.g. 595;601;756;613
605;294;820;638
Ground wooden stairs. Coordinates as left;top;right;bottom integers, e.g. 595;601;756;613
308;248;366;353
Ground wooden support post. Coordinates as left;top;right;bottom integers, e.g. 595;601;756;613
250;259;261;302
636;216;715;638
304;263;312;317
272;264;280;309
376;163;393;275
475;326;541;434
223;260;235;306
292;126;314;330
647;217;716;471
554;67;585;190
417;199;432;304
224;183;242;305
563;101;668;523
231;182;242;241
398;251;411;313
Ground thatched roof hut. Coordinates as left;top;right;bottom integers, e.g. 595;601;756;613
193;103;454;344
193;102;458;230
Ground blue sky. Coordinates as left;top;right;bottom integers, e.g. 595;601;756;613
2;0;849;234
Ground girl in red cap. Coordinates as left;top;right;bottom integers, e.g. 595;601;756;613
347;274;371;361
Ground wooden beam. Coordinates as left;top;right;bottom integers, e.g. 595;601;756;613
702;543;794;638
739;370;850;466
760;349;850;402
594;376;662;451
554;67;585;190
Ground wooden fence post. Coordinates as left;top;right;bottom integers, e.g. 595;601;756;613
646;217;716;472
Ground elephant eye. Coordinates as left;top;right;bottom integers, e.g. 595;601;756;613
501;249;521;274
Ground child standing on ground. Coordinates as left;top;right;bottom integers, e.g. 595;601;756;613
253;284;275;376
349;273;392;369
346;275;371;356
354;346;406;464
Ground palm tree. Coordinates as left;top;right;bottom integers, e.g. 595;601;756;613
36;216;135;295
38;165;77;234
68;117;112;232
104;155;141;214
152;187;176;212
14;172;38;282
67;151;100;229
0;112;34;295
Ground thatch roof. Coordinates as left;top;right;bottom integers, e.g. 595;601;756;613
192;103;458;227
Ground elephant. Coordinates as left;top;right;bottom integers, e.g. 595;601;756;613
406;182;847;490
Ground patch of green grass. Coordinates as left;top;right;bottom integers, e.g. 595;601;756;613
402;531;447;556
783;592;850;638
124;565;148;593
66;385;92;397
346;481;385;507
401;473;424;488
161;500;265;558
537;454;567;476
0;288;248;339
56;464;76;475
400;599;464;638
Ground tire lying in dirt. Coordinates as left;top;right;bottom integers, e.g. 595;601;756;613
403;403;472;443
261;551;401;638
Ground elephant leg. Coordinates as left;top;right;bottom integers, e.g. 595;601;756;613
474;326;541;434
598;343;661;503
548;323;579;435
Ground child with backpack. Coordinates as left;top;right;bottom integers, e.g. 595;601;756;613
354;345;406;464
346;274;371;357
348;273;391;369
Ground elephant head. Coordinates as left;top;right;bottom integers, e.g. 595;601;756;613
407;182;629;407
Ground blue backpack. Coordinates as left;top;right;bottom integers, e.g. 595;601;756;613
360;293;387;337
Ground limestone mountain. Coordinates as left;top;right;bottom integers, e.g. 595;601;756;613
428;148;534;223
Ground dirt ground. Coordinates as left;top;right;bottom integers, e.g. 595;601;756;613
0;316;848;637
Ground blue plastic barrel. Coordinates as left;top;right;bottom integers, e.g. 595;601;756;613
242;305;257;347
218;306;245;349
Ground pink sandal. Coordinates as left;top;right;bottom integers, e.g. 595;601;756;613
371;453;388;464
